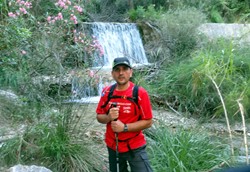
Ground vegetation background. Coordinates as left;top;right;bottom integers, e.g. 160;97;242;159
0;0;250;171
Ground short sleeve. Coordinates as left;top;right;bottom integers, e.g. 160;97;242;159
96;86;109;115
138;87;153;120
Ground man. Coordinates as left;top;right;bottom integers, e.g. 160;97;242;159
96;57;154;172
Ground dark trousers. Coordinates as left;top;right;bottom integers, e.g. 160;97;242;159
107;145;153;172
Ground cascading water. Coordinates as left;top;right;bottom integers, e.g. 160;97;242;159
71;22;148;103
90;22;148;68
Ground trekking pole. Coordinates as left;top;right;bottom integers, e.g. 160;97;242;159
115;131;119;172
111;102;119;172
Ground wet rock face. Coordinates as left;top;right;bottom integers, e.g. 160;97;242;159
7;164;52;172
137;21;161;44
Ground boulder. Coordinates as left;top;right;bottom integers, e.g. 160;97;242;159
7;164;52;172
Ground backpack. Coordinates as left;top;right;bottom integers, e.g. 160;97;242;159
101;83;140;110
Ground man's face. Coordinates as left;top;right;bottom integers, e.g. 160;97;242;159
112;65;132;85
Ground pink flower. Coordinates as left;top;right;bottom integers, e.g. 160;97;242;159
74;37;78;42
99;47;104;56
47;16;52;22
8;12;16;18
19;7;27;14
57;13;63;20
74;5;83;13
21;50;27;55
56;1;65;8
88;70;95;77
70;14;78;24
24;2;32;8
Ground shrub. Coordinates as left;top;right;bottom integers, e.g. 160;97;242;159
128;4;164;22
156;7;207;62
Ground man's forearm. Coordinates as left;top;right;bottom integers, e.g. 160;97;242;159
96;114;111;124
126;119;153;132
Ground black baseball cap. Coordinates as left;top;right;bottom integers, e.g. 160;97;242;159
112;57;132;69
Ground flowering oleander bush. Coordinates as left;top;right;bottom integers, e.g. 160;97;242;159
0;0;106;171
2;0;104;89
8;0;32;17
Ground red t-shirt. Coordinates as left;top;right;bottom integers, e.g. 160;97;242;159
96;81;153;153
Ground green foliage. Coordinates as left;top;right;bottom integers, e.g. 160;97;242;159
207;0;250;23
128;4;163;22
157;0;250;23
0;0;8;19
149;58;219;116
35;0;249;23
195;39;250;119
0;5;38;91
210;7;224;23
156;7;206;62
186;0;250;23
84;0;102;13
30;1;58;19
148;38;250;119
131;67;153;92
0;108;105;172
147;123;230;172
0;137;23;166
128;6;145;21
0;0;103;101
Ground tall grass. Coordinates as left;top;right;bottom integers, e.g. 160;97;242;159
0;104;106;172
146;123;230;172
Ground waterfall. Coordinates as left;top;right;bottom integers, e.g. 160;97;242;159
70;22;148;103
90;22;148;68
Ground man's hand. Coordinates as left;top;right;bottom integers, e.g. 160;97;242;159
111;120;124;133
108;106;119;121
